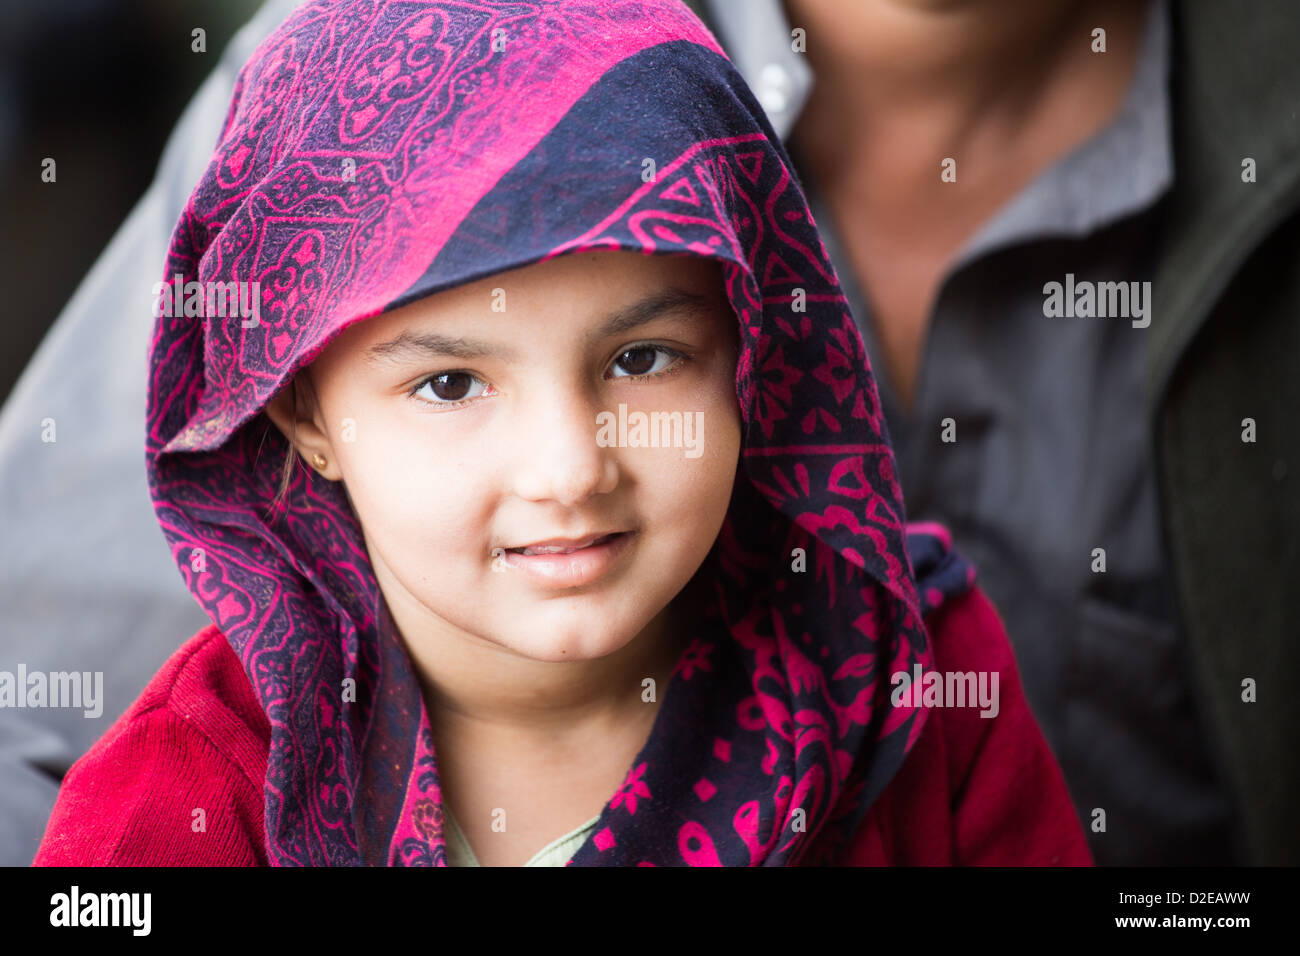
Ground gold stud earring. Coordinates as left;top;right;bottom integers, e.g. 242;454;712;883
311;453;327;470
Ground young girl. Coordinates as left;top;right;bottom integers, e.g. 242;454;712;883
34;0;1089;866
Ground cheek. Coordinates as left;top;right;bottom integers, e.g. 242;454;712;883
631;382;741;541
340;417;489;570
693;399;742;524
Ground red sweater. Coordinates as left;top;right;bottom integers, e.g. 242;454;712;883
32;586;1092;866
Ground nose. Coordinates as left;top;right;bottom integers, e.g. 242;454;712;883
508;385;619;507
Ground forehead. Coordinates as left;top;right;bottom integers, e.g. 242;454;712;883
329;250;728;355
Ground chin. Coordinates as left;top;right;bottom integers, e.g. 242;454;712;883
497;606;642;663
507;631;630;663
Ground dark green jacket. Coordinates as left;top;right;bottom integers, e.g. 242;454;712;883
689;0;1299;864
1150;0;1298;867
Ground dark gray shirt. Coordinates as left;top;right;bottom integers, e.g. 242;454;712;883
702;0;1239;864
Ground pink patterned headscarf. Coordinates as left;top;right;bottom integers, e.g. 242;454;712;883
146;0;939;866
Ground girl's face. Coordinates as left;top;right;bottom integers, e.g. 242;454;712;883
269;250;742;664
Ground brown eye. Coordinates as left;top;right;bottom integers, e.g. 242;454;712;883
430;372;474;400
411;371;487;406
617;348;658;375
612;346;680;378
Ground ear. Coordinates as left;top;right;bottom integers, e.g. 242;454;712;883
263;372;341;481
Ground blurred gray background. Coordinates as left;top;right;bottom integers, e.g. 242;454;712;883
0;0;260;405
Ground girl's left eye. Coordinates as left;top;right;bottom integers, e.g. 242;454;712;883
608;345;686;379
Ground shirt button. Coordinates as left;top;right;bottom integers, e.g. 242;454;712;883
756;63;792;114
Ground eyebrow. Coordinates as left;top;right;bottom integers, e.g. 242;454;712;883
363;287;714;368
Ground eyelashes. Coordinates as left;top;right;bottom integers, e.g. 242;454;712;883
407;343;691;411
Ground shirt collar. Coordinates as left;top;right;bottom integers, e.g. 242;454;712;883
702;0;1173;259
953;0;1173;267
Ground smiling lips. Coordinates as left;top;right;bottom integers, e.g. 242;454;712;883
497;531;634;587
507;532;621;556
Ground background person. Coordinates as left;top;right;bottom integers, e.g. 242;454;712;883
694;0;1300;865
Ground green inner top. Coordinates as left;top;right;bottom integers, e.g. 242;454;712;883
443;807;602;866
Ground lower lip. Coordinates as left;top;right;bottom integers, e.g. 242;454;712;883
497;532;635;588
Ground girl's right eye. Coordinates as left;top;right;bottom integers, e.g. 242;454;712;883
409;371;492;408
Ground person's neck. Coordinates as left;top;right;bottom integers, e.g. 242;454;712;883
784;0;1146;186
